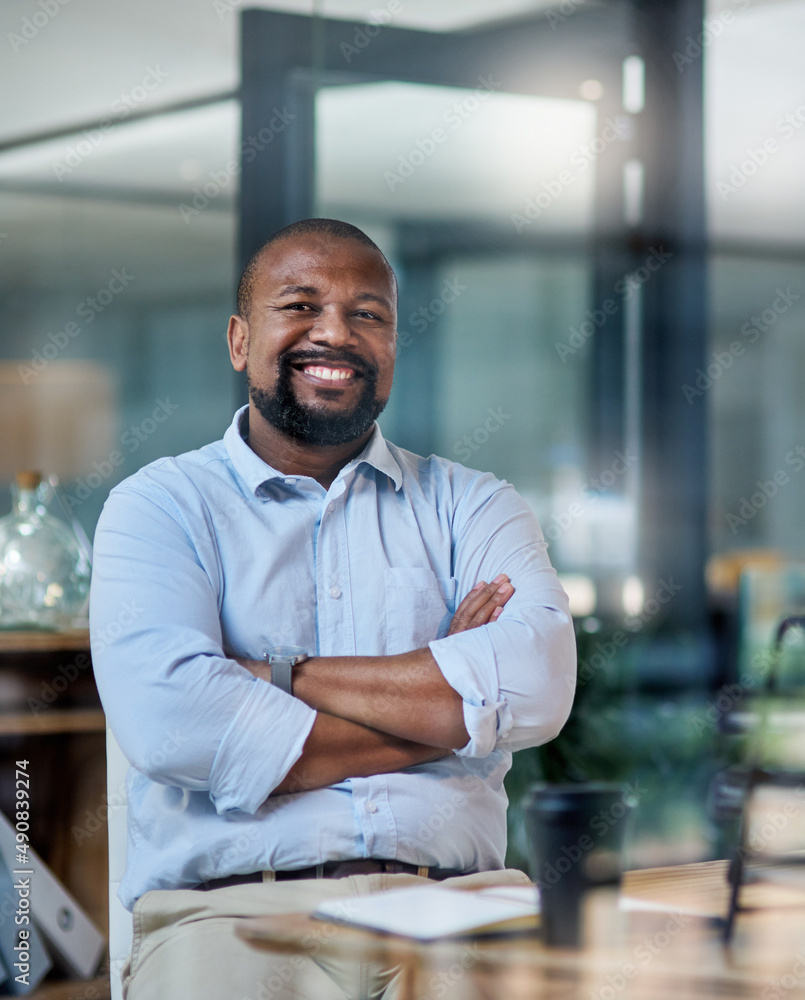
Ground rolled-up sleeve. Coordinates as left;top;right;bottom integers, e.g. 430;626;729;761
428;474;576;758
90;483;316;815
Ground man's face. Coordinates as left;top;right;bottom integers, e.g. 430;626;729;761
229;234;397;447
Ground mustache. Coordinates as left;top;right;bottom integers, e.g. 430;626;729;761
280;349;379;382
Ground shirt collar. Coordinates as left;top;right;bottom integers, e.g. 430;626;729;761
223;405;403;496
350;419;404;492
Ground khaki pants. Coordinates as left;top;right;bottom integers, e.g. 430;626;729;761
123;868;532;1000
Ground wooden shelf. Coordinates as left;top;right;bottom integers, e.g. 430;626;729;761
29;975;110;1000
0;708;105;736
0;629;90;654
0;627;109;977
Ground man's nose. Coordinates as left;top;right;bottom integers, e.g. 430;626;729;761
308;308;354;347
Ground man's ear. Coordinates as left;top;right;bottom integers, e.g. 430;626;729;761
227;315;248;372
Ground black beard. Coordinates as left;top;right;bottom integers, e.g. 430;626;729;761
248;349;387;447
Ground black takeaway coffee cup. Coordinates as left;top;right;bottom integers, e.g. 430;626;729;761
524;782;636;947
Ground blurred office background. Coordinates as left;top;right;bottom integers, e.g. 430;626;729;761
1;0;804;868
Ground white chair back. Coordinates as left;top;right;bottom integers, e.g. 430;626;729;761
106;727;132;1000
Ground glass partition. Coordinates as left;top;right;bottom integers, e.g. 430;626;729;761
707;0;805;569
0;102;239;535
315;81;621;587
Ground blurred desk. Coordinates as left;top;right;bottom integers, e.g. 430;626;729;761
237;861;805;1000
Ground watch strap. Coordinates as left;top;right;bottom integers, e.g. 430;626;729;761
270;658;294;695
267;650;308;696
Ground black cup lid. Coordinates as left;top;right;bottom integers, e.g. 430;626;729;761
524;782;631;817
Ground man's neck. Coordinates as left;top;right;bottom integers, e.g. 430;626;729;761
243;403;374;491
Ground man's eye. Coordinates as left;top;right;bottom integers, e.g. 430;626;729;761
356;310;380;320
286;303;313;311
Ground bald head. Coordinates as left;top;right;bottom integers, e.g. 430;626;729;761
237;218;397;321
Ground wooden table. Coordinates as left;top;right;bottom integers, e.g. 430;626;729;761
236;861;805;999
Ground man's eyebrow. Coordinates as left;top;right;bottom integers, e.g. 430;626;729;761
276;286;393;312
355;292;393;311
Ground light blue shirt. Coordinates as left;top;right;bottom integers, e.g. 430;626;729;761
90;407;575;910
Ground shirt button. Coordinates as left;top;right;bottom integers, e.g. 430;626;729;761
365;801;378;814
329;585;341;599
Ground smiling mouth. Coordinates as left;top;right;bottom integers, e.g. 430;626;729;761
299;364;357;382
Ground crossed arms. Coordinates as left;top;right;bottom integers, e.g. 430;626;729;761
235;576;515;795
91;467;575;817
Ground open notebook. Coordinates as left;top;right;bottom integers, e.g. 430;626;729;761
313;884;540;941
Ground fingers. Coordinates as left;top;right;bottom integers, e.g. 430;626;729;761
448;574;514;635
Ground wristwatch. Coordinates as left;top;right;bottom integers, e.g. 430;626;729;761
266;646;309;696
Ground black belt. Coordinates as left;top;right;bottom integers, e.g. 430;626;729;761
197;858;467;891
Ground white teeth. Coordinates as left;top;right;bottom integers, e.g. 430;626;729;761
303;365;354;381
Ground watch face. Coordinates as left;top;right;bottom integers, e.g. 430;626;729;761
267;645;308;662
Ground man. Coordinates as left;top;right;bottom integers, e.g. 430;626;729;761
90;218;575;999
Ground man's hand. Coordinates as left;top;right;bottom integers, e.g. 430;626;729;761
448;574;514;635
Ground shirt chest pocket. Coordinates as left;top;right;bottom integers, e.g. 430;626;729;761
383;567;457;655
